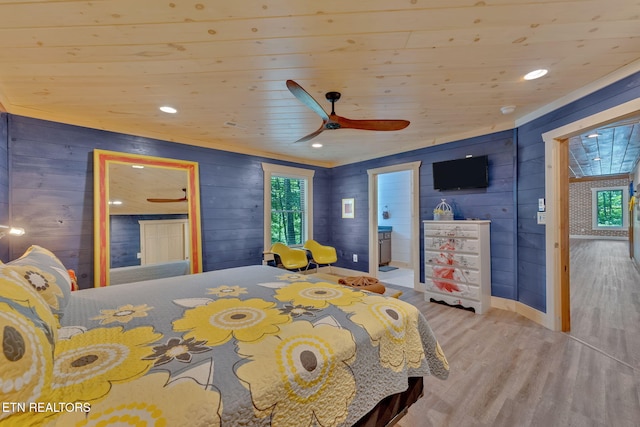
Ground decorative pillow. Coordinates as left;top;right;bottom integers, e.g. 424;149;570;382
0;270;58;342
0;298;54;423
5;245;72;321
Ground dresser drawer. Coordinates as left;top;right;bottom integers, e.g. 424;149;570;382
425;251;481;269
424;236;480;253
424;277;481;301
425;264;481;285
424;223;479;238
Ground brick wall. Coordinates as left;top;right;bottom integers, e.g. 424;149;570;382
569;177;630;238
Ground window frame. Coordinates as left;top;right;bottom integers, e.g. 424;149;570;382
590;185;629;230
262;163;314;250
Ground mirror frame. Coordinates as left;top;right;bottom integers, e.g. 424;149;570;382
93;149;203;287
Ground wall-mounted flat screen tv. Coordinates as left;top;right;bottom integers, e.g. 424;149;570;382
432;155;488;190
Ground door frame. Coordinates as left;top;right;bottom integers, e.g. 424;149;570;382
367;161;422;290
542;98;640;331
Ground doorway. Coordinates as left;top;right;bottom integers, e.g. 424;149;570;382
542;97;640;331
367;161;421;291
139;218;190;265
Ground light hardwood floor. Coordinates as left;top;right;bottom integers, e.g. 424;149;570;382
396;239;640;427
567;239;640;370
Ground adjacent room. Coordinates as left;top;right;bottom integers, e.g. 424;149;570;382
1;2;639;426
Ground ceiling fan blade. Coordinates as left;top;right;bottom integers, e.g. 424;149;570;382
147;188;187;203
294;123;326;143
146;197;188;203
286;80;330;121
333;115;410;131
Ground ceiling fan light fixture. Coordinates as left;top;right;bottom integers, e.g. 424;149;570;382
159;106;177;114
311;143;323;148
524;69;548;80
285;80;410;143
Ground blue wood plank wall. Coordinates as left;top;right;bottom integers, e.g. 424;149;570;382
330;130;517;300
3;69;638;304
0;113;8;261
516;71;640;312
110;214;187;268
6;115;331;288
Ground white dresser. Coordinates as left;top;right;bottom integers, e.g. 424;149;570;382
423;220;491;314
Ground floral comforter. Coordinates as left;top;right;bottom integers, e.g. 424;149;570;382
39;265;448;426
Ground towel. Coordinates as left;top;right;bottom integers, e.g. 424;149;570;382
338;276;386;294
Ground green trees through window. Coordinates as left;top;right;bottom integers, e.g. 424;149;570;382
270;176;306;245
262;162;314;250
595;189;623;227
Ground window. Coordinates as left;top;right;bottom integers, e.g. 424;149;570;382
262;163;314;249
591;186;628;230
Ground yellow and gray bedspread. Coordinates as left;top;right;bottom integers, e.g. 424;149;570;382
20;265;449;426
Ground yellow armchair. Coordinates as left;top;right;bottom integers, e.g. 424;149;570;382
269;242;309;271
303;239;338;272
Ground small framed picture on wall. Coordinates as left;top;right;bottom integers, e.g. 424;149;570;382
342;198;355;219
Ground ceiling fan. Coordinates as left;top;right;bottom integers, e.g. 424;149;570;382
286;80;410;143
147;188;187;203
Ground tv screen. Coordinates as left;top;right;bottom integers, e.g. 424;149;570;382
433;155;488;190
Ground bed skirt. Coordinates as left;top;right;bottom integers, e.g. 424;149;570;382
353;376;424;427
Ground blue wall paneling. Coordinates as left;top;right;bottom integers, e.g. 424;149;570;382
3;70;639;310
6;114;331;288
0;113;8;261
331;130;517;300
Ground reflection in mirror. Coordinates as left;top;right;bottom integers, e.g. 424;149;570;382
94;149;202;287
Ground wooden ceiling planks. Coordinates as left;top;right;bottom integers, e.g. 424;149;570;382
0;0;638;167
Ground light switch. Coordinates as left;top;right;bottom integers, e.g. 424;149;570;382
538;198;546;212
537;212;546;224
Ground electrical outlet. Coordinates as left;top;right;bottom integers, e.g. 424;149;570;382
352;254;358;262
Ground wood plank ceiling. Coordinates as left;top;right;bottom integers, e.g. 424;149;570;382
108;163;189;215
0;0;639;169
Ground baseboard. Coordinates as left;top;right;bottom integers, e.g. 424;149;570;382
569;235;628;241
491;296;547;327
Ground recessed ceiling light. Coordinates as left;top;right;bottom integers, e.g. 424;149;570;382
500;105;516;115
132;164;144;169
109;200;123;205
159;106;177;114
587;133;599;138
523;69;548;80
311;143;323;148
593;157;601;161
465;154;473;158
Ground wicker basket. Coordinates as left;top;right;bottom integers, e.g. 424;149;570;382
433;199;453;220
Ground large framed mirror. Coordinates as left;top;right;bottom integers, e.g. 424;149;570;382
94;149;203;287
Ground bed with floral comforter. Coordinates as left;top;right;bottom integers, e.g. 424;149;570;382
1;246;449;426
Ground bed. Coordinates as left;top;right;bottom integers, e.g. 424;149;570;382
1;245;449;427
